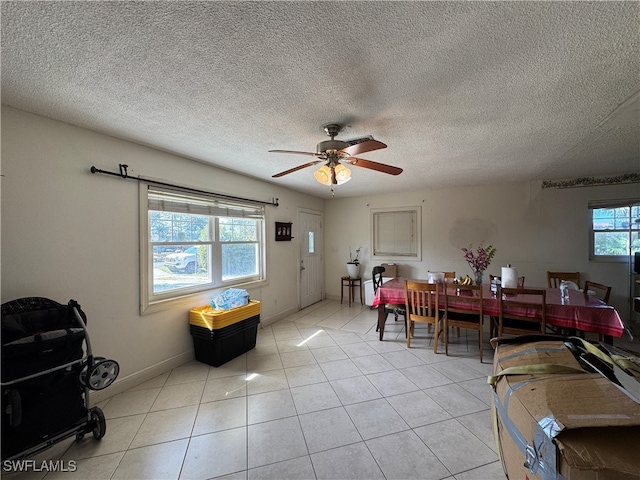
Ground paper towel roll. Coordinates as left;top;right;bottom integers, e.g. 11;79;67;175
501;266;518;288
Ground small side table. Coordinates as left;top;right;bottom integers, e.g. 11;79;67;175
341;276;363;306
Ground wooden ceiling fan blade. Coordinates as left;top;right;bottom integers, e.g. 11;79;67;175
269;149;319;157
345;157;403;175
272;160;322;178
339;139;387;156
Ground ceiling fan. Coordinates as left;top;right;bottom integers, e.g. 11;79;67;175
270;123;403;186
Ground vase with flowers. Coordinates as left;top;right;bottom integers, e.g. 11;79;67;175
347;247;361;278
461;242;497;285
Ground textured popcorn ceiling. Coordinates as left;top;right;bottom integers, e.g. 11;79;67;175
2;1;638;198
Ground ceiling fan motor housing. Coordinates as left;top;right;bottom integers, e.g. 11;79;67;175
316;139;350;154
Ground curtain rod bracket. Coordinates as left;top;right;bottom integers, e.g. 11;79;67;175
119;164;128;178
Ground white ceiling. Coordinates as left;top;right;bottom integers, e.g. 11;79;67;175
2;1;639;198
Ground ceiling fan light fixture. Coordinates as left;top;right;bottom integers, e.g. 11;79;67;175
334;164;351;184
314;165;332;185
313;164;352;186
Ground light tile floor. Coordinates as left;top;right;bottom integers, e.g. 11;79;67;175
6;299;509;480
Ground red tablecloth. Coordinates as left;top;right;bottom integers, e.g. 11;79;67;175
373;278;625;338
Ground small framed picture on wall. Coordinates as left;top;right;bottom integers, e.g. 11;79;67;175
275;222;292;241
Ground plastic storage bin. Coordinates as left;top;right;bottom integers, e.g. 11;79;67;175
189;301;260;367
190;300;260;330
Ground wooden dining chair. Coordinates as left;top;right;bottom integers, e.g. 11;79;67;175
487;275;525;338
433;271;456;334
498;287;546;336
373;266;406;333
583;281;613;342
443;284;484;362
583;281;612;304
547;271;580;288
404;280;442;351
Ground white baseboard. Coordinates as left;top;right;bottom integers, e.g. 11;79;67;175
259;306;299;328
91;306;307;405
90;350;194;405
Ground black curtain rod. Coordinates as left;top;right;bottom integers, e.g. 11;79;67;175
90;164;279;207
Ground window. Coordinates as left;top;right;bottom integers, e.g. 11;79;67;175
371;206;421;260
308;231;315;254
141;185;265;312
589;199;640;261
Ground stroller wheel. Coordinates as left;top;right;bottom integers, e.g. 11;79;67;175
91;407;106;440
79;357;104;387
80;358;120;390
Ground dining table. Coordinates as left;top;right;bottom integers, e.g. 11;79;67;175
372;277;625;343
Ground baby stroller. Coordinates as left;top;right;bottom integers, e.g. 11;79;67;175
1;297;119;461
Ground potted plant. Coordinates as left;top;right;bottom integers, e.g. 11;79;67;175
347;247;361;278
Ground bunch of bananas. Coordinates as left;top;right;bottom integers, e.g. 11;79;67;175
456;275;474;286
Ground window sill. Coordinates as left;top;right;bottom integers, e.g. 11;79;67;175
141;278;268;315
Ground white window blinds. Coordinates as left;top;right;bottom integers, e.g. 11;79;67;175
588;198;640;210
147;186;265;219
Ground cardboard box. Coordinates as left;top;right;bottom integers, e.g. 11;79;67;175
491;337;640;480
381;263;398;277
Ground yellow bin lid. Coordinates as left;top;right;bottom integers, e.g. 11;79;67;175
189;300;261;330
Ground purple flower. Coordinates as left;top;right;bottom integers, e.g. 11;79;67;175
461;243;497;274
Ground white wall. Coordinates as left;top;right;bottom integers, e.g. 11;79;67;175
1;106;323;398
3;106;638;399
323;180;639;323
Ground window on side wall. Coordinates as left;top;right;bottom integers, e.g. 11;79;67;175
371;206;421;261
589;199;640;261
140;184;265;313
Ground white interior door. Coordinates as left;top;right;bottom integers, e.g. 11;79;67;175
299;209;323;309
